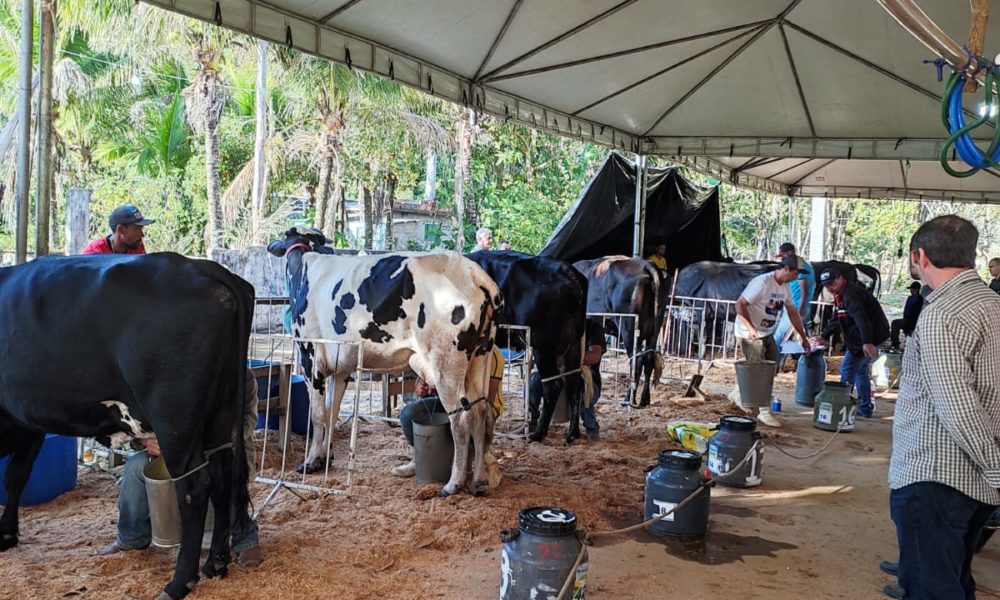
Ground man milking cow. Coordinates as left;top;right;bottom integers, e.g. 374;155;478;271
80;206;264;567
392;346;504;479
527;317;606;442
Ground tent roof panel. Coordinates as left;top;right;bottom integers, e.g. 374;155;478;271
325;0;512;76
651;28;813;138
147;0;1000;199
507;0;789;74
493;31;743;129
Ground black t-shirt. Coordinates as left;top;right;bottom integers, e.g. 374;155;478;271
991;277;1000;295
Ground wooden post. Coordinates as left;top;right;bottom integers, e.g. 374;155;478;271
965;0;991;92
65;189;90;255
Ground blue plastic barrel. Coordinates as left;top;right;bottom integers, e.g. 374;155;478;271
0;434;78;506
250;359;309;434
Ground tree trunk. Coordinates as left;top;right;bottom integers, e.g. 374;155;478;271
383;173;397;250
35;0;56;256
205;117;223;249
526;128;537;184
362;186;374;249
454;108;474;249
325;152;342;236
335;184;346;235
423;147;437;201
65;189;89;255
250;39;268;242
314;151;332;231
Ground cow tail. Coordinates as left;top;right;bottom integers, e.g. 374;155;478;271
580;333;595;408
230;280;253;535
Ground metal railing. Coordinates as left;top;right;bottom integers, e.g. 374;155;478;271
249;333;364;508
660;298;837;367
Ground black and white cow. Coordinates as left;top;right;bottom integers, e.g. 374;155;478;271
466;250;593;443
575;256;666;407
268;228;502;496
0;253;254;600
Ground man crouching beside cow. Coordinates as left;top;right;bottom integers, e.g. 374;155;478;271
268;228;503;496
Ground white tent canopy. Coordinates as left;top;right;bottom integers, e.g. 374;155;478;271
142;0;1000;202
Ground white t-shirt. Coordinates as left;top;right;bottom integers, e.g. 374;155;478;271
734;272;792;339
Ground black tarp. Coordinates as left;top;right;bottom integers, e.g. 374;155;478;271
540;153;723;268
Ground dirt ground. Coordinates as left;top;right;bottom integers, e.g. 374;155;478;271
2;363;998;600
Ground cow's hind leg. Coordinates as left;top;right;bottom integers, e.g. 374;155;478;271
0;421;43;551
161;469;212;600
468;409;490;496
299;379;328;474
638;354;653;407
528;353;563;442
564;373;582;445
441;412;471;496
200;450;233;580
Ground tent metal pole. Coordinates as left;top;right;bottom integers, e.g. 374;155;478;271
14;0;33;264
633;154;647;257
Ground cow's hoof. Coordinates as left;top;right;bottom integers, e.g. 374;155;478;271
201;557;229;579
527;431;546;443
0;533;18;552
470;480;489;497
296;458;326;475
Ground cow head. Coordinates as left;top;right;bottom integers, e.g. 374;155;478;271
269;227;334;321
267;226;331;258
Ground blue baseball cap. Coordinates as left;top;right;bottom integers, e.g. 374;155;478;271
109;205;155;230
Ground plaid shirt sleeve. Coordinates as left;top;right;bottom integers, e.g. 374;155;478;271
921;310;1000;488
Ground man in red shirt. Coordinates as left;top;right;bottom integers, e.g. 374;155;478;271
82;204;155;254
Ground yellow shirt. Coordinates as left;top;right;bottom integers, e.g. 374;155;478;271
646;254;667;270
490;346;505;417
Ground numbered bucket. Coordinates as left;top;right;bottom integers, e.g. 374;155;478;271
499;507;587;600
813;382;857;432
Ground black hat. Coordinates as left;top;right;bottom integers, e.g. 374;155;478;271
779;255;807;273
908;281;922;290
109;205;155;230
819;265;843;285
778;242;796;254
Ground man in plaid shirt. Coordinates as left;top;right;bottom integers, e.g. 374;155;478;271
890;215;1000;599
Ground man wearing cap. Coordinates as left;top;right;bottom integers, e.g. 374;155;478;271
773;242;816;351
889;281;925;350
819;265;890;418
82;205;155;255
731;255;811;427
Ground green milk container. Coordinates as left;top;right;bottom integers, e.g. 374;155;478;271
813;382;857;432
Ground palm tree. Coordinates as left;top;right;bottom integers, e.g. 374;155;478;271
183;24;229;250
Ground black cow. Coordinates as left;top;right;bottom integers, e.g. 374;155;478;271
466;250;592;444
574;256;666;407
0;254;254;600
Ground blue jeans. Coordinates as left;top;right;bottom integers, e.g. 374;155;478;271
398;396;445;446
839;349;873;412
891;482;997;599
117;451;259;553
528;370;601;431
